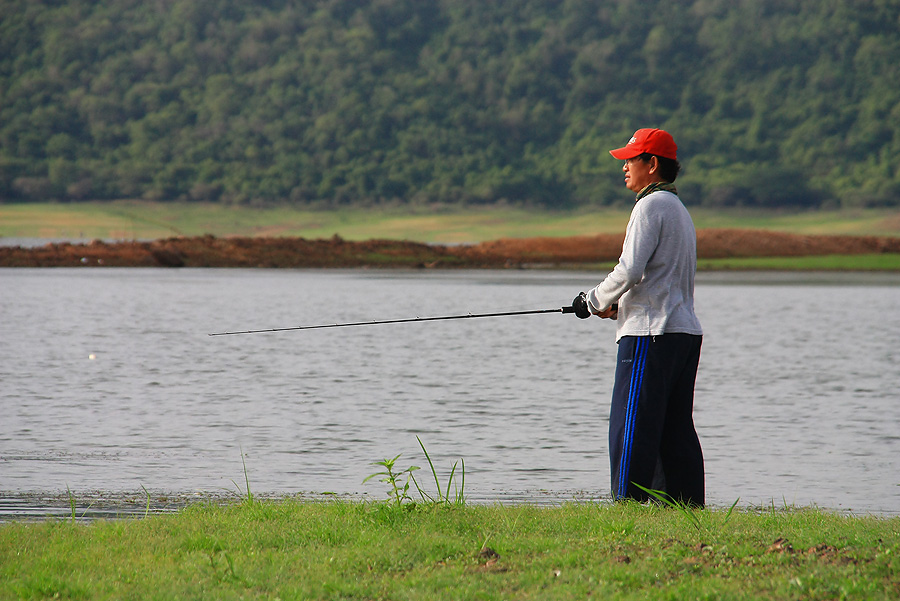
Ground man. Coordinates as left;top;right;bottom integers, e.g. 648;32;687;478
572;128;705;507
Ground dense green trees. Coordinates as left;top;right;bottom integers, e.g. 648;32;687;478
2;0;899;208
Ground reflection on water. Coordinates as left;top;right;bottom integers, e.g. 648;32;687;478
2;268;898;514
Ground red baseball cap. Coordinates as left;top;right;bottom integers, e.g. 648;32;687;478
609;128;677;160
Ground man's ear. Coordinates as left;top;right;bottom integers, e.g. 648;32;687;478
648;156;659;174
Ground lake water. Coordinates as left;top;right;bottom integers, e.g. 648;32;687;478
2;268;899;515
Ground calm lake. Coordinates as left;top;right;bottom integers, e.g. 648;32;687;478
2;268;898;515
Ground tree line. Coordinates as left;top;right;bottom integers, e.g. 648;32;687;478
2;0;899;208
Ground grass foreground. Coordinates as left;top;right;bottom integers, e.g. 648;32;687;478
1;499;898;600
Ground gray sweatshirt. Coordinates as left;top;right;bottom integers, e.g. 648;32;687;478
586;190;703;342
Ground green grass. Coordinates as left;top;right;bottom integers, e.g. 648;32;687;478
698;254;900;271
0;201;632;242
1;500;897;600
2;201;899;243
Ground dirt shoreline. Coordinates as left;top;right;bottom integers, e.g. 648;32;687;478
2;228;899;269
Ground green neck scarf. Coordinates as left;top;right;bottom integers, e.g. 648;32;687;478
636;181;677;202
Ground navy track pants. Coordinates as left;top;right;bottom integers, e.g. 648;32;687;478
609;334;705;507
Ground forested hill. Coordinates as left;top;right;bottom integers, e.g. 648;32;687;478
2;0;899;209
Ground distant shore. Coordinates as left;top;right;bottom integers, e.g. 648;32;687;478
2;228;900;270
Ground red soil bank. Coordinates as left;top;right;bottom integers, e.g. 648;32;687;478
1;229;898;268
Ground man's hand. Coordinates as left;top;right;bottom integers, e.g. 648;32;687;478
572;292;591;319
597;303;618;320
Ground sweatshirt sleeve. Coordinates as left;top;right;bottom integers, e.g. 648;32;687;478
585;203;660;312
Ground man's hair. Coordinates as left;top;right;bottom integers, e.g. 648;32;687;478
637;152;681;182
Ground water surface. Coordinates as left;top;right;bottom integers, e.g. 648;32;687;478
2;268;898;514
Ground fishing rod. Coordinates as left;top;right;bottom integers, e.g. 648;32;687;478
209;305;579;336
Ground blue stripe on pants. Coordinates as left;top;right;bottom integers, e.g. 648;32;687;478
617;337;648;499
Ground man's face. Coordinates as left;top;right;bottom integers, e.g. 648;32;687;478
622;157;655;194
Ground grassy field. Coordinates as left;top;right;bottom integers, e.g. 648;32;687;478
1;499;897;600
698;254;900;271
2;201;899;243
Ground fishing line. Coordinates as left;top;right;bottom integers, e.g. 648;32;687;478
209;305;577;336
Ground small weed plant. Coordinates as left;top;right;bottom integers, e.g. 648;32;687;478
228;447;255;504
362;453;419;507
64;485;96;523
364;436;465;508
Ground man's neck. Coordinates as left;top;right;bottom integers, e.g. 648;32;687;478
636;181;677;201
